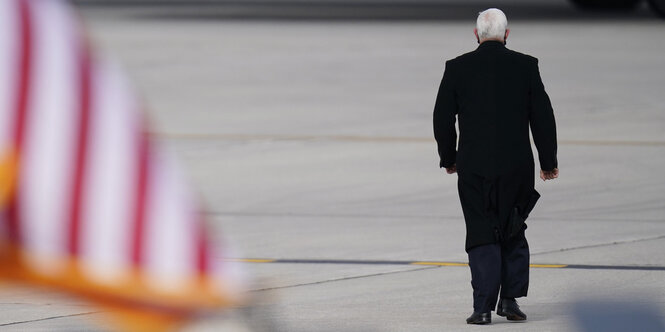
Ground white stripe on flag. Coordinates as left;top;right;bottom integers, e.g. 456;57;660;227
21;0;78;272
145;148;198;291
0;0;18;152
80;59;138;283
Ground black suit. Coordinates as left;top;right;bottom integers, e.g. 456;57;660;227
434;40;557;176
433;41;557;313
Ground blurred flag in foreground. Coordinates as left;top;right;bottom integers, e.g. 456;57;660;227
0;0;245;330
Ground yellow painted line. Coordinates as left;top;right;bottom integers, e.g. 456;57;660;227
220;259;662;271
411;262;469;267
530;264;567;268
226;258;276;263
227;259;568;268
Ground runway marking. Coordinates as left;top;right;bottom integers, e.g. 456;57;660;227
227;258;665;271
564;264;665;271
156;132;665;147
530;264;568;268
412;261;469;267
229;258;276;263
416;262;571;269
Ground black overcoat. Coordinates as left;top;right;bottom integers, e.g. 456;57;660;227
433;41;557;251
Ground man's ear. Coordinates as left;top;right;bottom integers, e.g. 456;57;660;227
474;28;480;44
504;29;510;41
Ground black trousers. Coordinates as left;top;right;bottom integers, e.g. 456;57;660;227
467;229;530;313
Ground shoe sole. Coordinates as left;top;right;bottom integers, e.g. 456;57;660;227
497;311;526;321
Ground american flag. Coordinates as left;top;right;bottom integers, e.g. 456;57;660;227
0;0;245;329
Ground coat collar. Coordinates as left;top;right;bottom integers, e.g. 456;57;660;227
477;40;506;50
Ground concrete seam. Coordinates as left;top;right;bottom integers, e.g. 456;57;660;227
250;266;437;292
531;234;665;256
205;211;665;223
0;311;100;327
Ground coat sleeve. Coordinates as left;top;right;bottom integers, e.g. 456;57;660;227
528;58;558;171
433;60;458;169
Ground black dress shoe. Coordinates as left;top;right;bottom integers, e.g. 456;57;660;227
466;311;491;324
497;298;527;321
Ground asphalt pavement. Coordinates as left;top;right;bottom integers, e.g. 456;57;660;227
1;2;665;331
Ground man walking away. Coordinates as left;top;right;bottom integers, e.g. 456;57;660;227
433;8;559;325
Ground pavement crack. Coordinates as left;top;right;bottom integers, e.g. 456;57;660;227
0;311;100;327
531;234;665;256
0;303;90;306
250;266;437;292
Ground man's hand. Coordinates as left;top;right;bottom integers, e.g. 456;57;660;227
446;164;457;174
540;168;559;181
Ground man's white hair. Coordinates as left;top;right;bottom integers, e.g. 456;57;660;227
476;8;508;40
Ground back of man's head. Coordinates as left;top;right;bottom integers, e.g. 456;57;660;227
476;8;508;41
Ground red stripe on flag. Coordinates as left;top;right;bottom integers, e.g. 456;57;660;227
196;215;209;275
67;39;93;256
6;0;34;244
131;128;150;267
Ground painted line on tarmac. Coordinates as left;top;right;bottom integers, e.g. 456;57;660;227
563;264;665;271
227;258;665;271
156;132;665;147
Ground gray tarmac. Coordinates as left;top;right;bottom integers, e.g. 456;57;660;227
2;2;665;331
